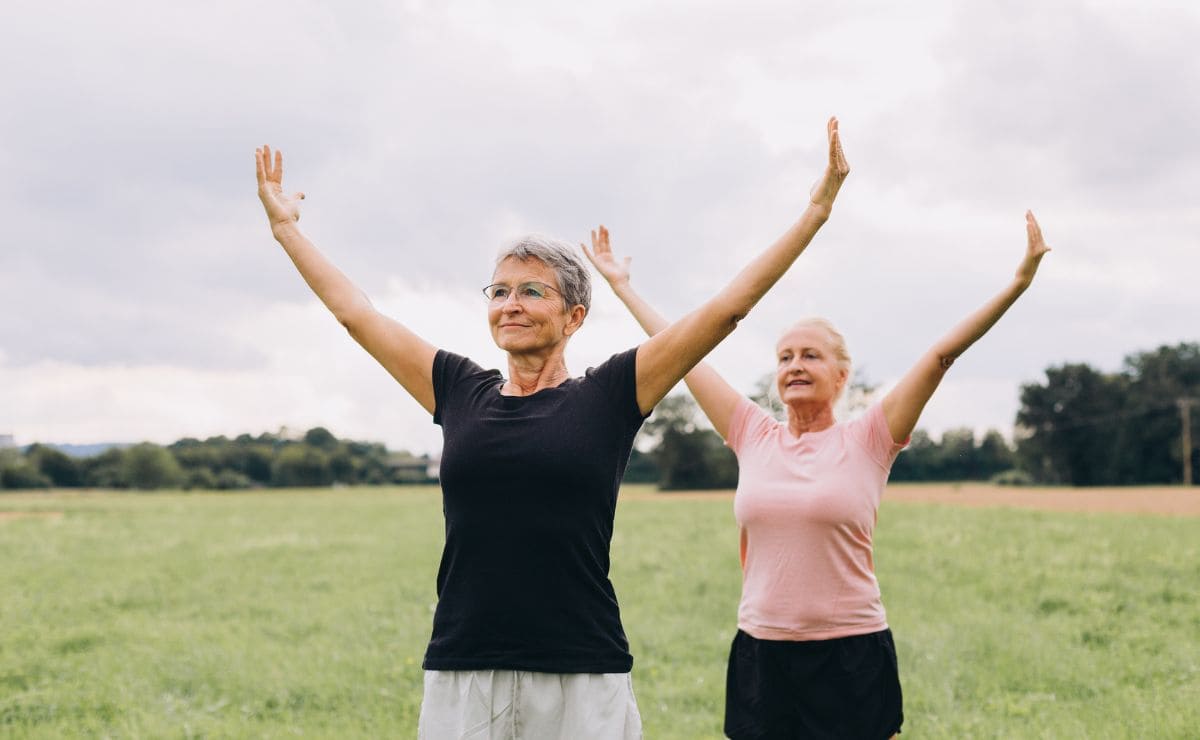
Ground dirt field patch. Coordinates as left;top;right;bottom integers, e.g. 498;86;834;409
629;484;1200;516
0;511;64;523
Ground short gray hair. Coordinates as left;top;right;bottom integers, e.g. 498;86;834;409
494;234;592;313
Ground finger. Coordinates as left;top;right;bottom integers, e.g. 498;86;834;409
262;145;272;179
591;228;598;250
581;242;600;267
255;149;266;187
274;149;284;184
293;192;305;200
1026;210;1044;244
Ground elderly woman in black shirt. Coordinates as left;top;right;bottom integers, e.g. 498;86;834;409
254;118;850;739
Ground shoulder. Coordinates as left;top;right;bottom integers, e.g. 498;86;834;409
581;347;645;423
433;351;502;418
435;350;498;382
583;347;639;381
727;397;780;453
843;402;906;468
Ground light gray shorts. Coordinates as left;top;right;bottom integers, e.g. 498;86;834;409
418;669;642;740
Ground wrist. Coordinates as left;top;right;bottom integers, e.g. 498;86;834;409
271;220;300;241
805;201;833;223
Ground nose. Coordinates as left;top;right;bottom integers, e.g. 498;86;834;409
499;292;524;311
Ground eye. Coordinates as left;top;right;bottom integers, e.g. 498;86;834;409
486;285;511;300
803;351;820;360
520;283;547;300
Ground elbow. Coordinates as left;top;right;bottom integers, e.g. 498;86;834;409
336;306;374;338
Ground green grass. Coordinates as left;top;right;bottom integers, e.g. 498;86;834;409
1;487;1197;738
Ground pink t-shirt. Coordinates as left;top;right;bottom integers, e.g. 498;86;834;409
727;398;906;641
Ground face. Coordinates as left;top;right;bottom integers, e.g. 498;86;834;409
774;325;849;409
487;257;584;354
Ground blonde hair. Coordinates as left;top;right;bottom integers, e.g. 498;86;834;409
782;317;851;370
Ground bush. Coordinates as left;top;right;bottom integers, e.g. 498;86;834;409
1;464;53;490
214;471;252;490
183;468;218;490
990;469;1035;487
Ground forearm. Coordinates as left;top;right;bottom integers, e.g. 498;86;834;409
930;276;1031;365
610;279;671;336
883;276;1032;442
272;222;375;325
709;204;830;325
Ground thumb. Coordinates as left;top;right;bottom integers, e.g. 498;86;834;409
294;192;306;200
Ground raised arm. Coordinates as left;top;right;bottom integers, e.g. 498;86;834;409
584;228;743;439
255;146;436;414
881;211;1052;442
613;117;850;416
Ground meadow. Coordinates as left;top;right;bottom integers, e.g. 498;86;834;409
1;486;1197;738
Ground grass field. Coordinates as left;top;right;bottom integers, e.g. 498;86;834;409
1;486;1198;738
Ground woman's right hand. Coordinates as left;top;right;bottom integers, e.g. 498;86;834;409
255;145;305;230
581;224;631;288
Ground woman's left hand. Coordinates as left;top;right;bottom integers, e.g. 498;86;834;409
1017;210;1052;285
808;117;850;215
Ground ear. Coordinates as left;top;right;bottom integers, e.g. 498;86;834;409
562;305;587;336
836;367;850;393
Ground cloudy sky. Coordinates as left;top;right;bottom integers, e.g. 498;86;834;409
2;0;1197;454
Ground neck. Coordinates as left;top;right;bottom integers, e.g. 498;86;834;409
785;401;837;437
503;348;571;396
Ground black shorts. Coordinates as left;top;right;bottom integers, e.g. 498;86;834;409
724;628;903;740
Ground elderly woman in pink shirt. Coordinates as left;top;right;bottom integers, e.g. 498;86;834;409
586;176;1051;736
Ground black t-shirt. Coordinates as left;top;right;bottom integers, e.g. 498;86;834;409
423;347;647;673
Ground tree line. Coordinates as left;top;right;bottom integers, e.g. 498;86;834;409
0;427;435;491
2;342;1195;491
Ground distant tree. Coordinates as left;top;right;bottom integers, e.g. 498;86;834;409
623;448;660;484
224;443;274;484
81;448;128;488
976;429;1016;478
1;463;52;489
26;444;82;487
123;443;185;490
1115;343;1200;484
1017;363;1128;485
935;428;978;480
891;429;937;481
304;426;339;450
271;445;333;487
640;393;737;490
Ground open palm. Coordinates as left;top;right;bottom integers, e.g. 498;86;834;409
255;145;304;228
581;225;631;286
809;117;850;213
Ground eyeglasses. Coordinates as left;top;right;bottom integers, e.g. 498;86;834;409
482;281;560;303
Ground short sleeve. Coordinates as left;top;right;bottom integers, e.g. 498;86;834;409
725;397;779;456
848;402;908;470
583;347;646;425
432;350;489;426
